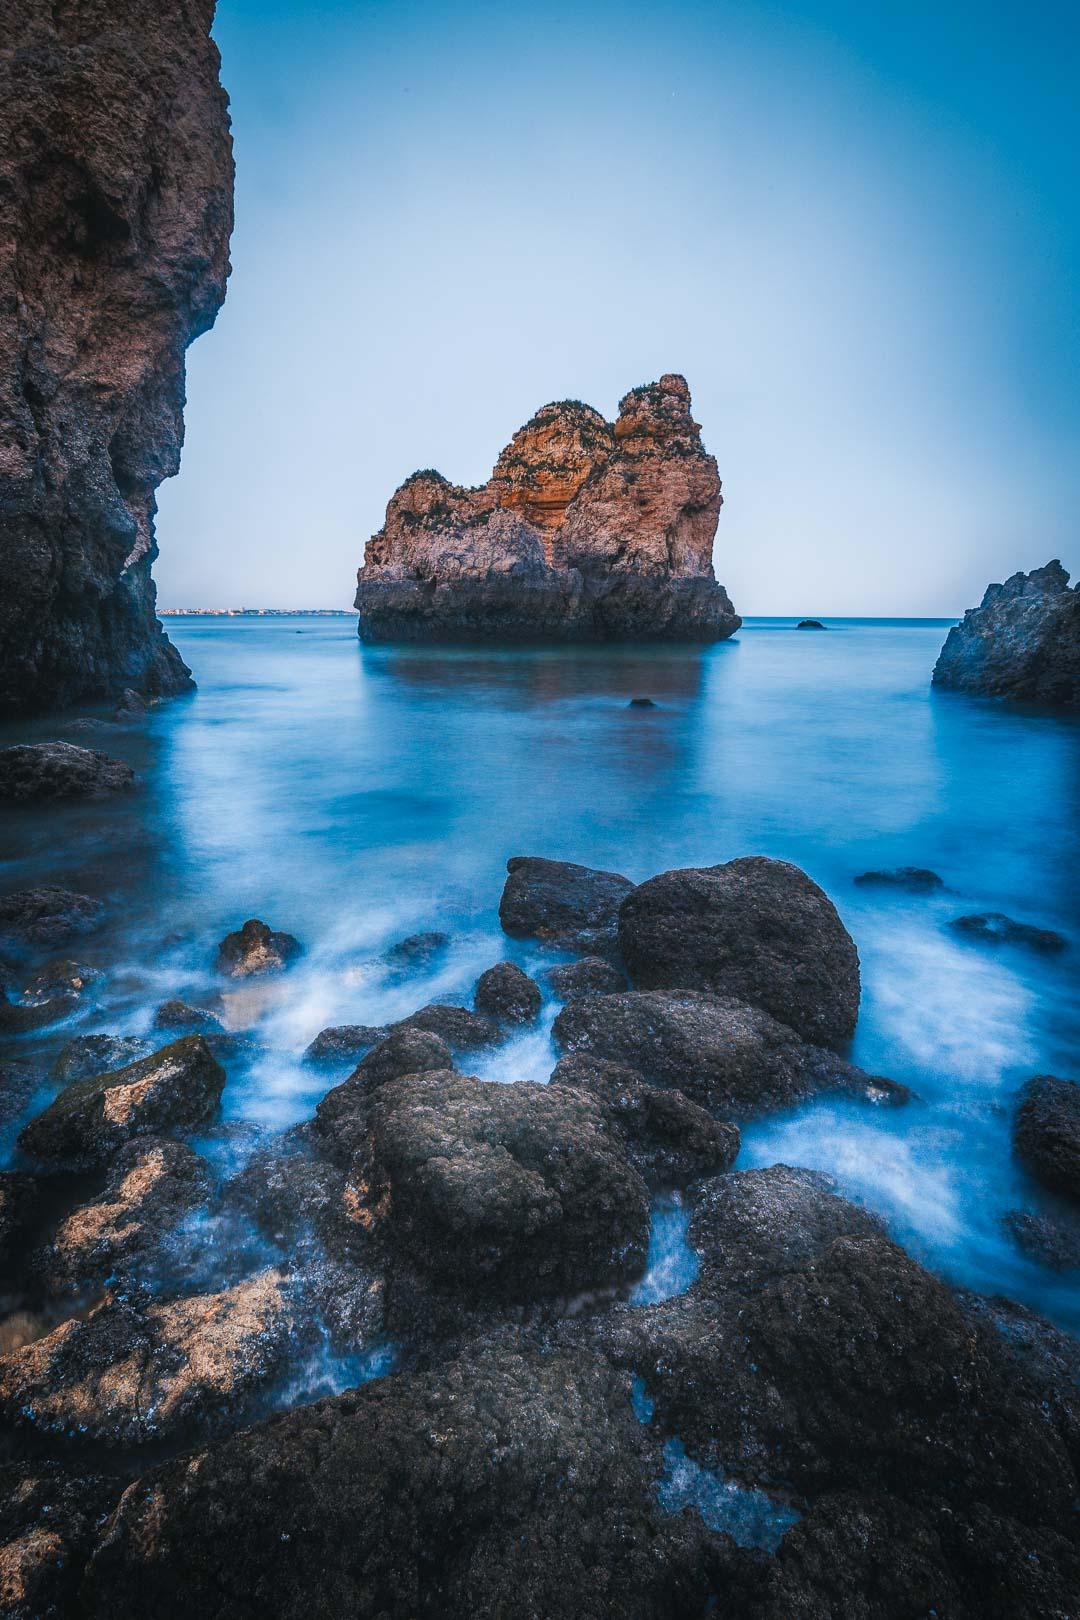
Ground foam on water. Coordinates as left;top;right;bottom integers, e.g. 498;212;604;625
631;1193;700;1305
657;1438;801;1552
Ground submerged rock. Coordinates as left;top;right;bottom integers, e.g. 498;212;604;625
50;1035;153;1085
81;1342;721;1620
353;1070;650;1299
152;999;225;1033
932;560;1080;706
0;0;232;716
618;857;861;1049
544;955;628;998
499;854;633;952
796;619;826;629
0;958;99;1034
355;375;741;643
216;918;301;977
628;696;657;707
0;1063;42;1133
18;1036;225;1168
950;911;1067;953
474;960;542;1024
0;1270;297;1446
553;990;906;1118
854;866;944;892
1004;1208;1080;1272
0;743;134;801
383;930;450;970
302;1023;388;1066
0;887;104;951
1013;1075;1080;1201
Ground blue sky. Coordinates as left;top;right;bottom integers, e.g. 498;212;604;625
156;0;1079;614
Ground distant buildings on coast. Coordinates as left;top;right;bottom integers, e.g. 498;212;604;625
158;608;353;617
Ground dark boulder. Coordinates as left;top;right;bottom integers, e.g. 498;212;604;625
474;960;542;1024
1013;1075;1080;1201
932;560;1080;706
950;912;1067;952
0;1172;42;1276
302;1023;388;1066
81;1342;721;1620
225;1141;365;1264
216;918;301;978
152;998;225;1032
544;955;628;997
18;1036;225;1168
0;742;134;801
392;1002;499;1050
1004;1208;1080;1272
854;866;944;892
0;958;99;1033
383;930;450;970
312;1028;453;1163
354;1069;649;1299
499;855;634;951
0;886;104;951
0;1060;43;1130
50;1034;153;1085
618;856;860;1049
0;1270;298;1446
628;696;657;706
796;619;826;629
553;990;907;1118
0;1464;118;1620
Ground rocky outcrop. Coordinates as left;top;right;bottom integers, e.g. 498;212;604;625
0;742;133;800
1013;1075;1080;1202
932;561;1080;706
355;376;741;641
0;1;233;716
500;854;634;953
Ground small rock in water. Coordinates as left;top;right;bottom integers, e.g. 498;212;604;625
50;1034;153;1084
0;741;135;801
1004;1209;1080;1272
153;998;225;1032
1013;1075;1080;1202
303;1024;389;1066
0;958;99;1033
950;912;1067;953
796;619;827;629
113;687;150;717
383;930;450;970
216;917;302;977
0;886;105;950
854;866;944;892
499;856;633;954
474;961;542;1024
628;696;657;707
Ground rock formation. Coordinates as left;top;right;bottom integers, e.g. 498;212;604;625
355;375;741;641
0;1;233;716
932;561;1080;706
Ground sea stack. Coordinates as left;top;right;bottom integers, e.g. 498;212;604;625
0;0;234;717
932;561;1079;706
354;375;741;641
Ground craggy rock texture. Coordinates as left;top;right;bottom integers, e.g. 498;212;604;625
81;1343;723;1620
393;1002;499;1050
553;990;906;1118
313;1028;454;1163
500;854;633;953
0;956;99;1033
353;1070;650;1299
50;1033;151;1084
0;1270;296;1445
303;1022;388;1067
0;742;133;800
545;955;629;998
0;886;104;951
0;1463;117;1620
474;960;542;1024
932;560;1080;706
1013;1075;1080;1201
216;917;301;977
355;376;741;642
18;1035;224;1166
152;997;224;1032
0;0;233;715
618;857;861;1049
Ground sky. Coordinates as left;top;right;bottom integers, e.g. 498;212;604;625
155;0;1080;615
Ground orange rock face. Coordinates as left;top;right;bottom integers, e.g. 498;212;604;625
356;375;739;641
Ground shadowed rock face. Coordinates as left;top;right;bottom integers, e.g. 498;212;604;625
0;1;233;716
932;561;1080;706
355;375;741;642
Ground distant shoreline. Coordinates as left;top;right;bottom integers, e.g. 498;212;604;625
159;608;354;617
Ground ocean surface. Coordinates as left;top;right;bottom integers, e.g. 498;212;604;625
3;615;1079;1331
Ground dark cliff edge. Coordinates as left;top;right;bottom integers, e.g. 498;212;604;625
0;0;234;717
932;560;1080;707
355;374;741;643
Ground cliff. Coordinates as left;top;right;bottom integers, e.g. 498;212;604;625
0;0;233;716
933;560;1080;707
355;375;741;641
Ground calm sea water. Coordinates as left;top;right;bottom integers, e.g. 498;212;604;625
2;616;1078;1328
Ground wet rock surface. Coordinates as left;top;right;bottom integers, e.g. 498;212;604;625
50;1035;153;1085
0;743;135;801
303;1022;388;1066
216;918;302;977
554;990;907;1117
152;999;225;1033
0;958;100;1034
0;0;232;715
18;1036;225;1167
545;954;629;997
932;560;1080;706
355;374;741;643
0;1463;118;1620
500;854;633;950
1005;1208;1080;1272
474;960;542;1023
1013;1075;1080;1201
950;911;1067;952
312;1028;455;1164
618;856;861;1049
0;887;105;952
392;1002;499;1050
854;865;944;891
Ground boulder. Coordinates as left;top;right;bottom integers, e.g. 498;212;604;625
499;855;633;951
392;1002;499;1050
0;743;134;801
313;1028;453;1163
950;912;1067;952
302;1023;388;1066
50;1034;153;1085
618;856;861;1049
1004;1209;1080;1272
0;1173;42;1277
152;999;225;1032
18;1036;225;1168
0;1464;118;1620
225;1143;362;1262
544;955;628;997
796;619;826;629
0;887;104;951
553;990;907;1118
932;560;1080;706
0;958;99;1033
854;866;944;892
0;1271;297;1446
1013;1075;1080;1201
216;918;301;977
383;930;449;970
474;960;542;1024
353;1070;650;1298
81;1343;720;1620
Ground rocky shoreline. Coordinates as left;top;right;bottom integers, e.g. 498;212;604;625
1;823;1077;1616
933;560;1080;706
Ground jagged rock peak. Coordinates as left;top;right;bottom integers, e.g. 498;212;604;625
933;559;1079;706
355;374;740;642
0;0;234;716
